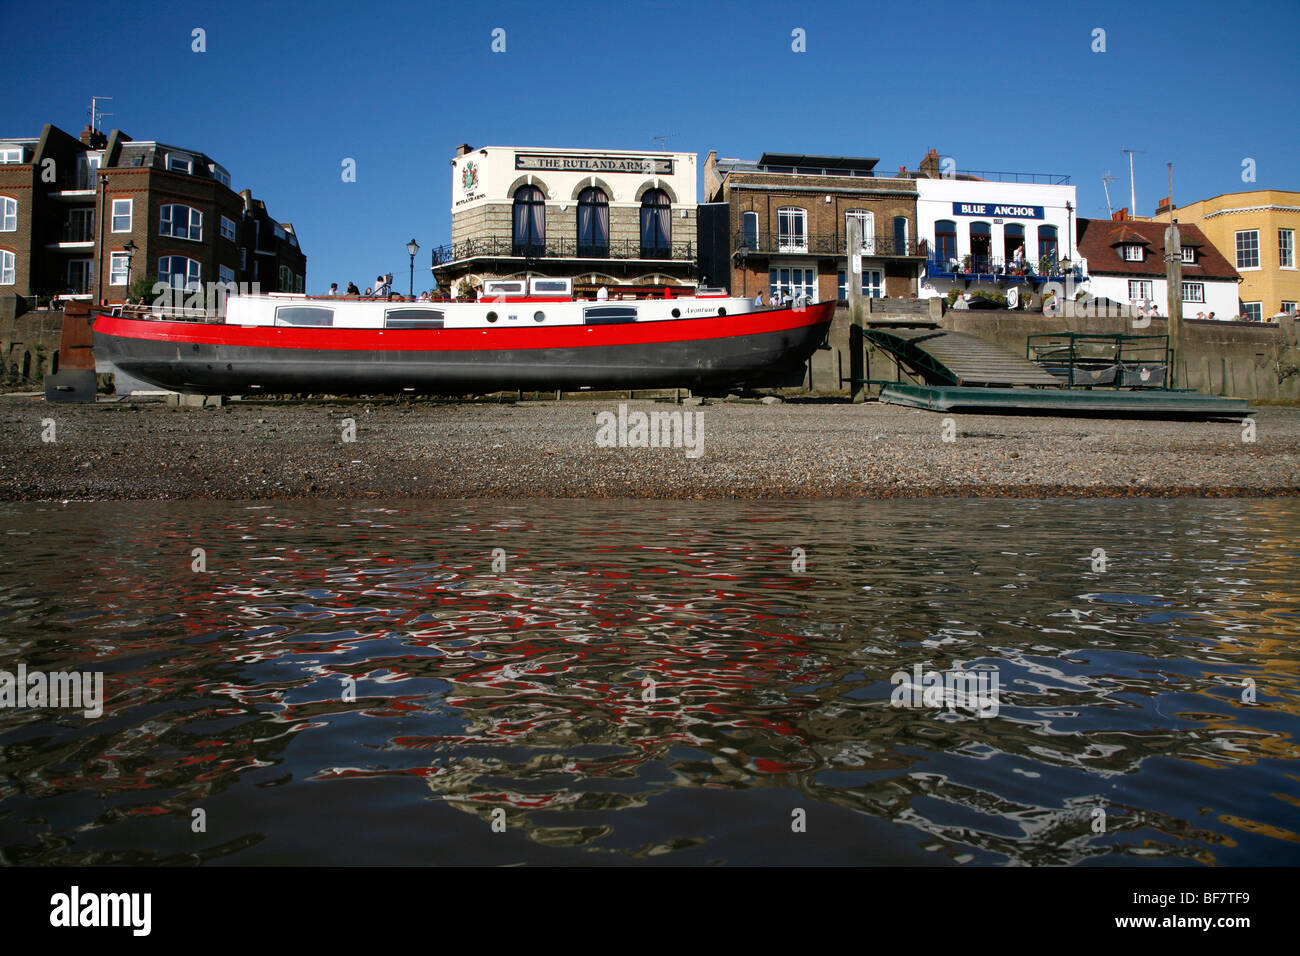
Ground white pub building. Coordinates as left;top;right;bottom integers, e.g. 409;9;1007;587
433;144;700;296
913;162;1083;303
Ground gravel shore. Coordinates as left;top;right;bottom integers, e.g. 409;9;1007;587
0;395;1296;500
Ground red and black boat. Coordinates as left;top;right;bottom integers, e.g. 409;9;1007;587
93;277;833;395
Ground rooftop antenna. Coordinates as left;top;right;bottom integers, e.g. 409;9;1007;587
1101;171;1117;217
1120;147;1144;216
89;96;114;132
651;133;678;150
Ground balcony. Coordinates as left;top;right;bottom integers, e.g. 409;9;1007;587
924;254;1083;284
59;220;96;243
733;233;919;258
432;237;695;265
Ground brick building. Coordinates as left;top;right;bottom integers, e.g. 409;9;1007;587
701;151;921;302
0;123;305;309
433;144;699;295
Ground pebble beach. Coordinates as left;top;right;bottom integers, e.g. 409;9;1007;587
0;396;1296;501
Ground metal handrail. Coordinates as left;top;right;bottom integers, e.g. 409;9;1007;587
733;233;918;256
431;237;695;264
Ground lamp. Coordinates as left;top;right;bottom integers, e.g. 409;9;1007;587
122;239;137;297
406;238;420;297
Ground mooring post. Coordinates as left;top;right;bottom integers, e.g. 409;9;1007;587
847;218;866;403
1164;220;1183;389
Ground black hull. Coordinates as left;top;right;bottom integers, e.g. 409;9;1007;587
95;321;831;395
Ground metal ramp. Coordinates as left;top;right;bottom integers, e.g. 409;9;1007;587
878;384;1252;419
863;328;1063;387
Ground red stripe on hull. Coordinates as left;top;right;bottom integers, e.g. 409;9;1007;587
92;302;835;353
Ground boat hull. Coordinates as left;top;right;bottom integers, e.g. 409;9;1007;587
93;303;833;395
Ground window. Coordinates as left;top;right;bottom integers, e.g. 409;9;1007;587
158;255;201;290
218;265;235;285
1281;301;1296;314
1182;281;1205;303
0;148;23;164
166;153;193;174
1128;279;1153;302
1242;302;1262;322
777;207;807;252
968;222;991;270
278;265;291;290
220;215;236;242
846;209;874;254
385;308;444;329
111;198;132;232
1281;229;1295;269
0;197;15;232
640;189;672;257
109;253;130;285
512;185;546;256
576;187;609;257
1180;246;1196;264
1235;230;1260;269
583;305;639;325
240;248;246;270
893;216;909;255
67;259;93;294
935;220;957;265
837;268;884;300
741;211;758;250
770;266;816;300
160;204;202;240
0;250;14;284
210;165;230;187
295;274;304;294
276;306;333;327
1003;222;1024;263
1122;244;1144;262
1037;224;1058;263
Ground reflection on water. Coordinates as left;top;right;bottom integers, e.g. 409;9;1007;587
1;498;1298;865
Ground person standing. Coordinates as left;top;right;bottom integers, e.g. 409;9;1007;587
327;283;339;296
596;285;609;301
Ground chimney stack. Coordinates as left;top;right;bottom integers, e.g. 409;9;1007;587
79;125;106;149
1155;196;1174;215
455;143;473;157
919;148;941;178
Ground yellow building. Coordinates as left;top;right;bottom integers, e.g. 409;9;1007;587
1152;190;1300;321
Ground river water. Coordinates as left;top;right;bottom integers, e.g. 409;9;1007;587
0;498;1297;866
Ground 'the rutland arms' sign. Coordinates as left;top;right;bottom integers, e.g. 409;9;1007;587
952;202;1044;219
515;153;675;175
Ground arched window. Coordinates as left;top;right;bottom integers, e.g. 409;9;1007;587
1038;224;1059;265
159;255;201;290
512;185;546;257
577;187;609;258
893;216;909;255
0;196;16;232
0;249;15;285
741;211;759;250
776;206;807;253
160;204;202;241
640;189;672;258
969;221;991;272
1003;222;1025;265
935;220;957;267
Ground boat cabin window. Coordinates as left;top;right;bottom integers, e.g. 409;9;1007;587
583;305;638;325
482;279;526;298
275;306;334;327
530;277;571;296
384;308;444;329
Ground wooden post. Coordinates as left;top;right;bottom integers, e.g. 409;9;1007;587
847;218;866;403
1164;220;1182;389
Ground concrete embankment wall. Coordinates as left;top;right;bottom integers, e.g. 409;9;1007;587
810;301;1300;401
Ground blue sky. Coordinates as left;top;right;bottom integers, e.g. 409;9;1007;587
3;0;1296;293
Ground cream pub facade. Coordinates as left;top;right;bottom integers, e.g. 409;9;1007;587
433;145;699;295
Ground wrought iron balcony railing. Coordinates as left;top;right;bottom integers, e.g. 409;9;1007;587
924;254;1083;282
432;237;695;265
60;221;96;243
732;233;919;257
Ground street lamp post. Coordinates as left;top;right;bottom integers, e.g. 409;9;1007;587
122;239;137;300
406;238;420;297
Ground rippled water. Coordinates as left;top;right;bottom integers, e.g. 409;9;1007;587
0;498;1297;866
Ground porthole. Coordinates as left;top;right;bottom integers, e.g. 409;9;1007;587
534;311;545;322
671;308;680;318
486;311;498;323
718;308;727;316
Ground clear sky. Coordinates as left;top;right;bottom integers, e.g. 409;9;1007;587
3;0;1296;293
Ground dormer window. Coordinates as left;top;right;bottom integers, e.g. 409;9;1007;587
0;147;25;164
166;153;193;174
1122;244;1144;261
210;164;230;187
1181;247;1196;264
